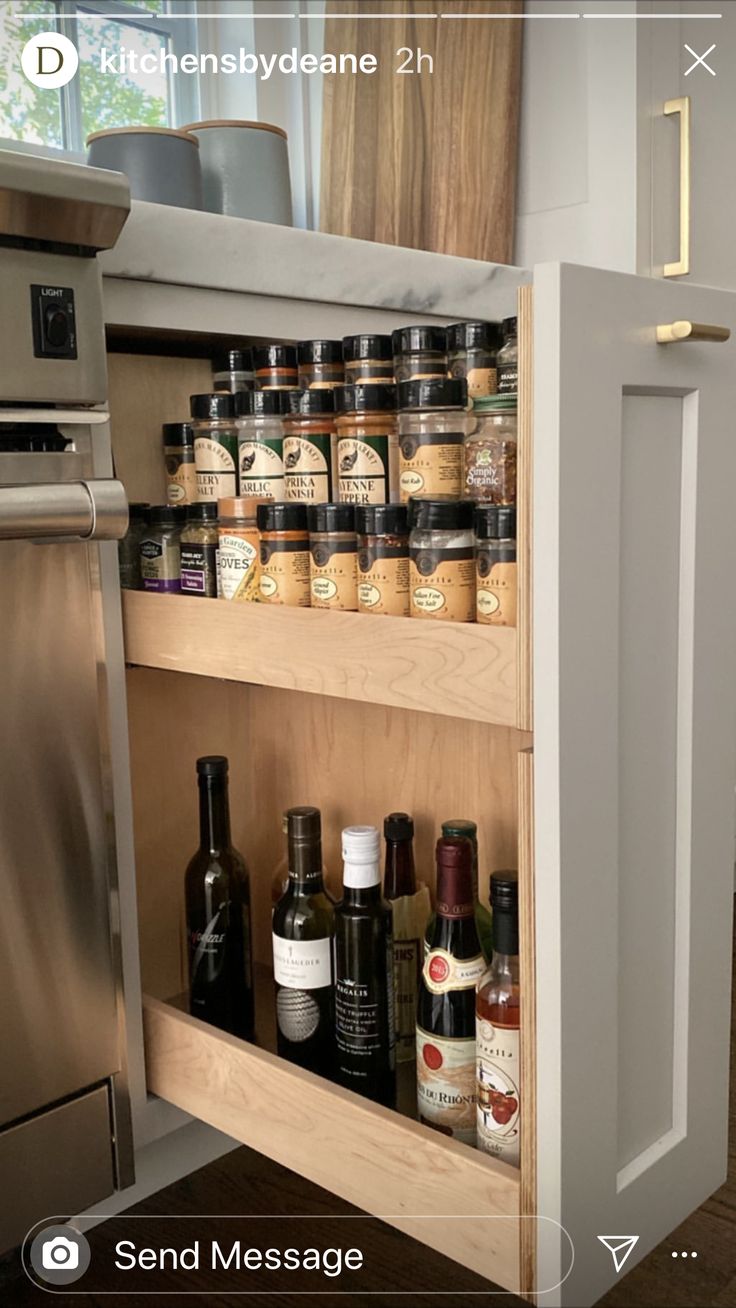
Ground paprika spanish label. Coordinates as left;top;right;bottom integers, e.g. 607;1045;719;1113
284;433;332;503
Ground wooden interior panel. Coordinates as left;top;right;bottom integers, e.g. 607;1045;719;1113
518;747;537;1300
517;286;533;732
127;667;523;1000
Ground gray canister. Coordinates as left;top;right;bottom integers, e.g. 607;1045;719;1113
183;120;293;226
86;127;203;210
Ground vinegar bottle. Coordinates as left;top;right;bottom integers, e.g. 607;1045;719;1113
476;871;520;1166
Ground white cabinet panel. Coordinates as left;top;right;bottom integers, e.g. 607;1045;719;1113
533;262;736;1305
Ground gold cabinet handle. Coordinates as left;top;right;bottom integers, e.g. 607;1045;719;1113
664;96;691;277
656;321;731;344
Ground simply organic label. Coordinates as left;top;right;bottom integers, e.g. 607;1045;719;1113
416;1028;477;1144
476;1017;520;1165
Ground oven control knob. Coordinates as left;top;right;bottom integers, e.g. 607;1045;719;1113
45;307;70;349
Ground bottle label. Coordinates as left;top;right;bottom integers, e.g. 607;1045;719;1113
140;537;180;592
239;438;285;499
410;546;475;622
466;365;497;400
310;540;357;610
393;936;420;1059
284;434;333;502
181;541;218;597
337;436;389;505
476;1018;520;1165
195;435;237;501
477;561;517;626
416;1027;476;1144
218;531;259;601
357;541;410;617
422;948;485;995
165;449;198;505
272;934;332;989
497;364;518;396
398;431;464;501
259;539;311;606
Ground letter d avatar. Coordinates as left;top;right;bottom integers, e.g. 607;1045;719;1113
21;32;78;88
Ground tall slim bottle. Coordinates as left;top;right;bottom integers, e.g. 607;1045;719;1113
423;818;493;962
417;837;484;1144
272;807;335;1075
185;755;254;1039
476;871;520;1166
334;826;396;1106
383;812;421;1063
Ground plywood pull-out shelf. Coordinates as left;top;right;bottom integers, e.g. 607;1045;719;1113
143;996;521;1291
123;591;519;727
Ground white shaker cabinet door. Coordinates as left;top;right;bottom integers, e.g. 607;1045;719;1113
533;263;736;1306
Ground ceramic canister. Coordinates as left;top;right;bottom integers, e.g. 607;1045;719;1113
182;120;293;226
86;127;203;210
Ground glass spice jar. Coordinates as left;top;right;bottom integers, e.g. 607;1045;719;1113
118;502;150;591
163;422;197;506
140;505;185;594
235;389;289;500
252;343;298;391
497;316;518;397
342;333;394;384
475;504;517;627
393;325;448;383
257;501;310;607
464;396;517;504
408;496;475;623
447;321;502;400
190;392;238;504
308;502;358;611
356;503;409;617
212;348;254;394
335;383;398;506
283;389;337;503
397;378;469;502
180;501;219;598
297;340;344;390
217;496;265;602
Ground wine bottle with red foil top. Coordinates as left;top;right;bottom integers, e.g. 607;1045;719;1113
416;837;485;1145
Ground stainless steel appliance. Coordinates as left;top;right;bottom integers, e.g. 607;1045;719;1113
0;151;133;1251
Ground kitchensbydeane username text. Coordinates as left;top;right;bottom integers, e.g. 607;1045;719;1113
113;1240;364;1278
98;47;434;80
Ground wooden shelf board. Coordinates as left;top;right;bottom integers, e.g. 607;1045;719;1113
122;591;519;728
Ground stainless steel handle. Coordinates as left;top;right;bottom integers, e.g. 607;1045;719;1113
0;479;128;542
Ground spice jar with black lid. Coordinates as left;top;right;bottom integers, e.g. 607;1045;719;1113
297;340;344;390
283;388;337;503
393;326;448;384
397;378;469;503
257;501;310;607
475;503;517;627
118;502;150;591
308;502;358;611
253;343;298;391
447;321;502;400
181;501;219;598
212;348;254;394
140;504;186;594
236;388;289;500
497;317;518;397
356;503;410;617
163;422;197;506
343;333;394;384
335;383;398;506
190;393;238;504
408;496;475;623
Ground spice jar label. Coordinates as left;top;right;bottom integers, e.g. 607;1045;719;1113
140;538;180;593
399;432;464;502
467;366;497;399
498;365;518;396
259;539;311;607
165;452;198;505
194;436;237;501
357;542;410;617
181;542;218;597
284;434;332;502
409;547;475;622
337;436;389;505
476;1018;521;1165
464;438;516;504
310;540;357;610
416;1027;477;1145
239;439;285;499
477;561;517;627
218;532;259;601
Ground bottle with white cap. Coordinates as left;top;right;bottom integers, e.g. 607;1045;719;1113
334;825;396;1107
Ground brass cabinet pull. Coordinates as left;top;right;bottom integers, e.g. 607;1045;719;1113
664;96;691;278
656;321;731;344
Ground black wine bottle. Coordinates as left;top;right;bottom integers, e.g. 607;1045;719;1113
184;755;254;1039
334;825;396;1106
272;806;335;1075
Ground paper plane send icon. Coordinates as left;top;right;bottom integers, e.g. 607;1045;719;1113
598;1235;640;1274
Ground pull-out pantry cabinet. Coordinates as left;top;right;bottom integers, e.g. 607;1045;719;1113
101;204;736;1307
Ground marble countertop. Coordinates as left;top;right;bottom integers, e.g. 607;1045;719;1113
101;201;529;320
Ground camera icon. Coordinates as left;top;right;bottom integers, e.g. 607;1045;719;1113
42;1235;80;1270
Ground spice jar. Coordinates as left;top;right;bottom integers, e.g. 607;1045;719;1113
257;502;310;607
308;502;357;611
140;505;185;594
118;502;149;591
297;340;344;390
235;389;288;500
497;316;518;397
408;496;475;623
397;378;469;503
464;396;517;504
356;503;409;617
475;504;517;627
342;333;394;384
212;348;254;394
190;393;238;503
335;383;398;506
180;501;219;598
163;422;197;506
252;343;298;391
447;321;502;400
283;389;337;502
217;496;265;602
393;326;448;383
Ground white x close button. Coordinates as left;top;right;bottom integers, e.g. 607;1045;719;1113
684;43;717;77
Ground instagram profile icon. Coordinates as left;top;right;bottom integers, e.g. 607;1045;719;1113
28;1223;91;1285
21;32;79;89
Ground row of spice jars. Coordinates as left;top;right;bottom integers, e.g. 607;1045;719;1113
209;318;518;400
165;381;516;511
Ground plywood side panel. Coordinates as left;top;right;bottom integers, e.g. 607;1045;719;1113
517;285;533;732
518;747;536;1300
